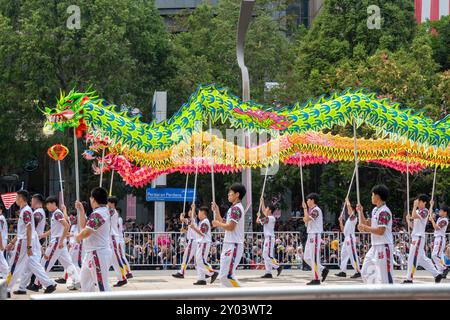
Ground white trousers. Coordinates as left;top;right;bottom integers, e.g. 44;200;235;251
218;242;243;287
110;236;126;281
432;236;447;273
304;233;324;280
195;242;215;281
263;236;279;273
361;244;394;284
117;239;132;275
69;241;82;268
178;239;197;275
80;248;112;292
0;249;9;279
339;234;360;273
6;239;55;291
406;235;439;280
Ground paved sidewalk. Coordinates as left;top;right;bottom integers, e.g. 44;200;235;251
9;269;445;300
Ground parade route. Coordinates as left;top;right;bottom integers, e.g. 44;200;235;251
10;269;448;300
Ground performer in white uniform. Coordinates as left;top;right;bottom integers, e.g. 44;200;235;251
335;198;361;278
357;185;394;284
116;208;132;279
0;205;9;279
212;183;246;287
21;194;49;292
190;204;218;285
75;187;112;292
5;190;56;297
403;195;442;283
107;196;128;287
173;207;198;279
429;204;449;278
302;193;329;285
257;199;282;278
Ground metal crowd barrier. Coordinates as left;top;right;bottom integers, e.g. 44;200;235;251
4;232;450;271
30;283;450;300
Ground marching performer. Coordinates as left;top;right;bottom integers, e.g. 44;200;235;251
357;185;394;284
117;208;132;279
429;203;449;278
257;199;282;278
0;205;8;280
403;195;442;283
335;198;361;279
172;206;198;279
5;190;56;297
190;204;218;285
107;196;128;287
212;183;246;287
302;193;329;285
75;187;112;292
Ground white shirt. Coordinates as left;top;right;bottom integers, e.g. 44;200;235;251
84;206;111;252
33;208;46;237
109;208;120;237
0;214;7;244
411;208;429;237
261;215;276;238
198;218;212;243
17;205;36;240
306;206;323;234
223;202;245;244
434;217;448;237
187;218;198;241
69;224;79;244
50;209;66;242
117;217;124;241
343;214;357;237
370;204;393;245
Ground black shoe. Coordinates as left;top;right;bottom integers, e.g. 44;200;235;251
435;274;443;283
37;284;42;290
402;280;413;284
322;268;329;282
350;272;361;279
193;280;207;285
7;292;11;299
443;268;449;279
210;272;219;284
13;290;27;295
113;280;128;287
261;273;273;279
26;284;40;292
44;284;57;294
335;272;347;278
126;273;133;279
306;280;321;285
172;273;184;279
55;278;66;284
277;265;283;277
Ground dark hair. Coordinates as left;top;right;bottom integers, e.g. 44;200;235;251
91;187;108;205
441;204;449;215
417;194;430;204
199;206;210;216
107;196;118;206
45;195;59;207
267;204;276;214
306;193;319;204
17;190;29;202
117;207;122;215
32;193;45;203
371;185;389;201
230;183;246;200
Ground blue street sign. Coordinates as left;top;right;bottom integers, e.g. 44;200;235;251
146;188;196;202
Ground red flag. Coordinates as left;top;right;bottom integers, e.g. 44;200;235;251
415;0;450;23
1;192;17;210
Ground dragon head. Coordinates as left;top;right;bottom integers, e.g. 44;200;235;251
42;89;97;136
